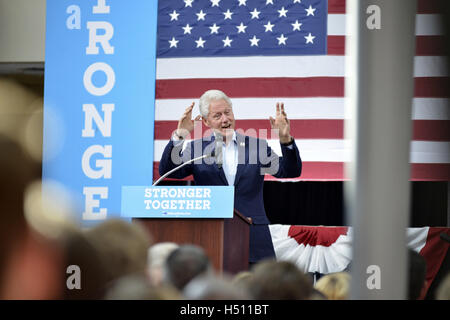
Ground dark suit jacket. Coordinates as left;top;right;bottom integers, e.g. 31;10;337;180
159;132;302;262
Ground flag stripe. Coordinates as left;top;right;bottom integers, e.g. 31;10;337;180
155;98;450;120
156;56;446;78
154;119;450;141
156;77;345;98
156;56;346;79
327;0;346;14
327;0;444;14
417;0;446;14
152;139;450;163
413;120;450;141
327;14;444;36
327;36;449;56
410;164;450;181
156;77;449;98
416;36;449;56
415;77;450;97
152;162;450;181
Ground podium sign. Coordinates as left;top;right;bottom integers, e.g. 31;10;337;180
121;186;234;218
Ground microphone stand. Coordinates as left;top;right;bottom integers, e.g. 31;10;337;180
153;153;213;186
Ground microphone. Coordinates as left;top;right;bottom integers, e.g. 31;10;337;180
215;133;223;169
153;151;215;186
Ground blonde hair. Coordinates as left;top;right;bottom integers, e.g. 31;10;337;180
315;272;351;300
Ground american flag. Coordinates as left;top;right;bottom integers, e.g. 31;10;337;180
153;0;450;181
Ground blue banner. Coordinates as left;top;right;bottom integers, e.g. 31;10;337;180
43;0;158;226
121;186;235;218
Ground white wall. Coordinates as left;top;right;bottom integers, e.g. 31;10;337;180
0;0;46;62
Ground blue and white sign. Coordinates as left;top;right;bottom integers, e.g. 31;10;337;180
121;186;235;218
43;0;158;226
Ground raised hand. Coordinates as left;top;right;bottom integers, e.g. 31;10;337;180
176;102;201;138
269;102;292;144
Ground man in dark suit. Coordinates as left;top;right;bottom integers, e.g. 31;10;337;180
159;90;302;263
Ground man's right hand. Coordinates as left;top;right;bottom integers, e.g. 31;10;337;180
176;102;201;139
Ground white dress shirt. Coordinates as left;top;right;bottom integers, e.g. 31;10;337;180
218;131;238;186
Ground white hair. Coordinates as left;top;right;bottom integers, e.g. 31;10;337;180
199;89;233;118
148;242;179;268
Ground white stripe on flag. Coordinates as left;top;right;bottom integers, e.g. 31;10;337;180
155;98;450;121
328;14;444;36
153;140;450;163
156;56;446;79
156;56;345;79
414;56;448;77
412;98;450;120
155;98;346;120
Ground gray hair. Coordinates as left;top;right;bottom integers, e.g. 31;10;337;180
199;89;233;118
163;244;213;290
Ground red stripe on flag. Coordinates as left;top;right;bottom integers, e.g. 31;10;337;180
416;36;448;56
417;0;445;14
156;77;345;99
153;162;450;181
327;0;443;14
156;77;448;99
153;161;347;181
155;120;344;140
327;36;447;56
268;162;346;181
328;0;346;14
327;36;345;55
155;120;449;141
411;163;450;181
415;77;450;97
413;120;450;141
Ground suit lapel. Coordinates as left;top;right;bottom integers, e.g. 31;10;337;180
234;133;247;186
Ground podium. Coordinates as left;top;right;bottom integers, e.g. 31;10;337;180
134;209;252;274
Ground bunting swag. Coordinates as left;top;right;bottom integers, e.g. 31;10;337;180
269;225;450;297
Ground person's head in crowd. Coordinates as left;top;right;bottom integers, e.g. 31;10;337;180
183;275;252;300
435;272;450;300
247;259;313;300
147;242;179;287
0;135;65;299
163;244;213;291
315;272;351;300
104;274;182;300
60;229;109;299
231;271;254;289
408;249;427;300
84;219;153;285
309;288;328;300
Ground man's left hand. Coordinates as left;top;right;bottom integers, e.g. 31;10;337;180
269;102;292;144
